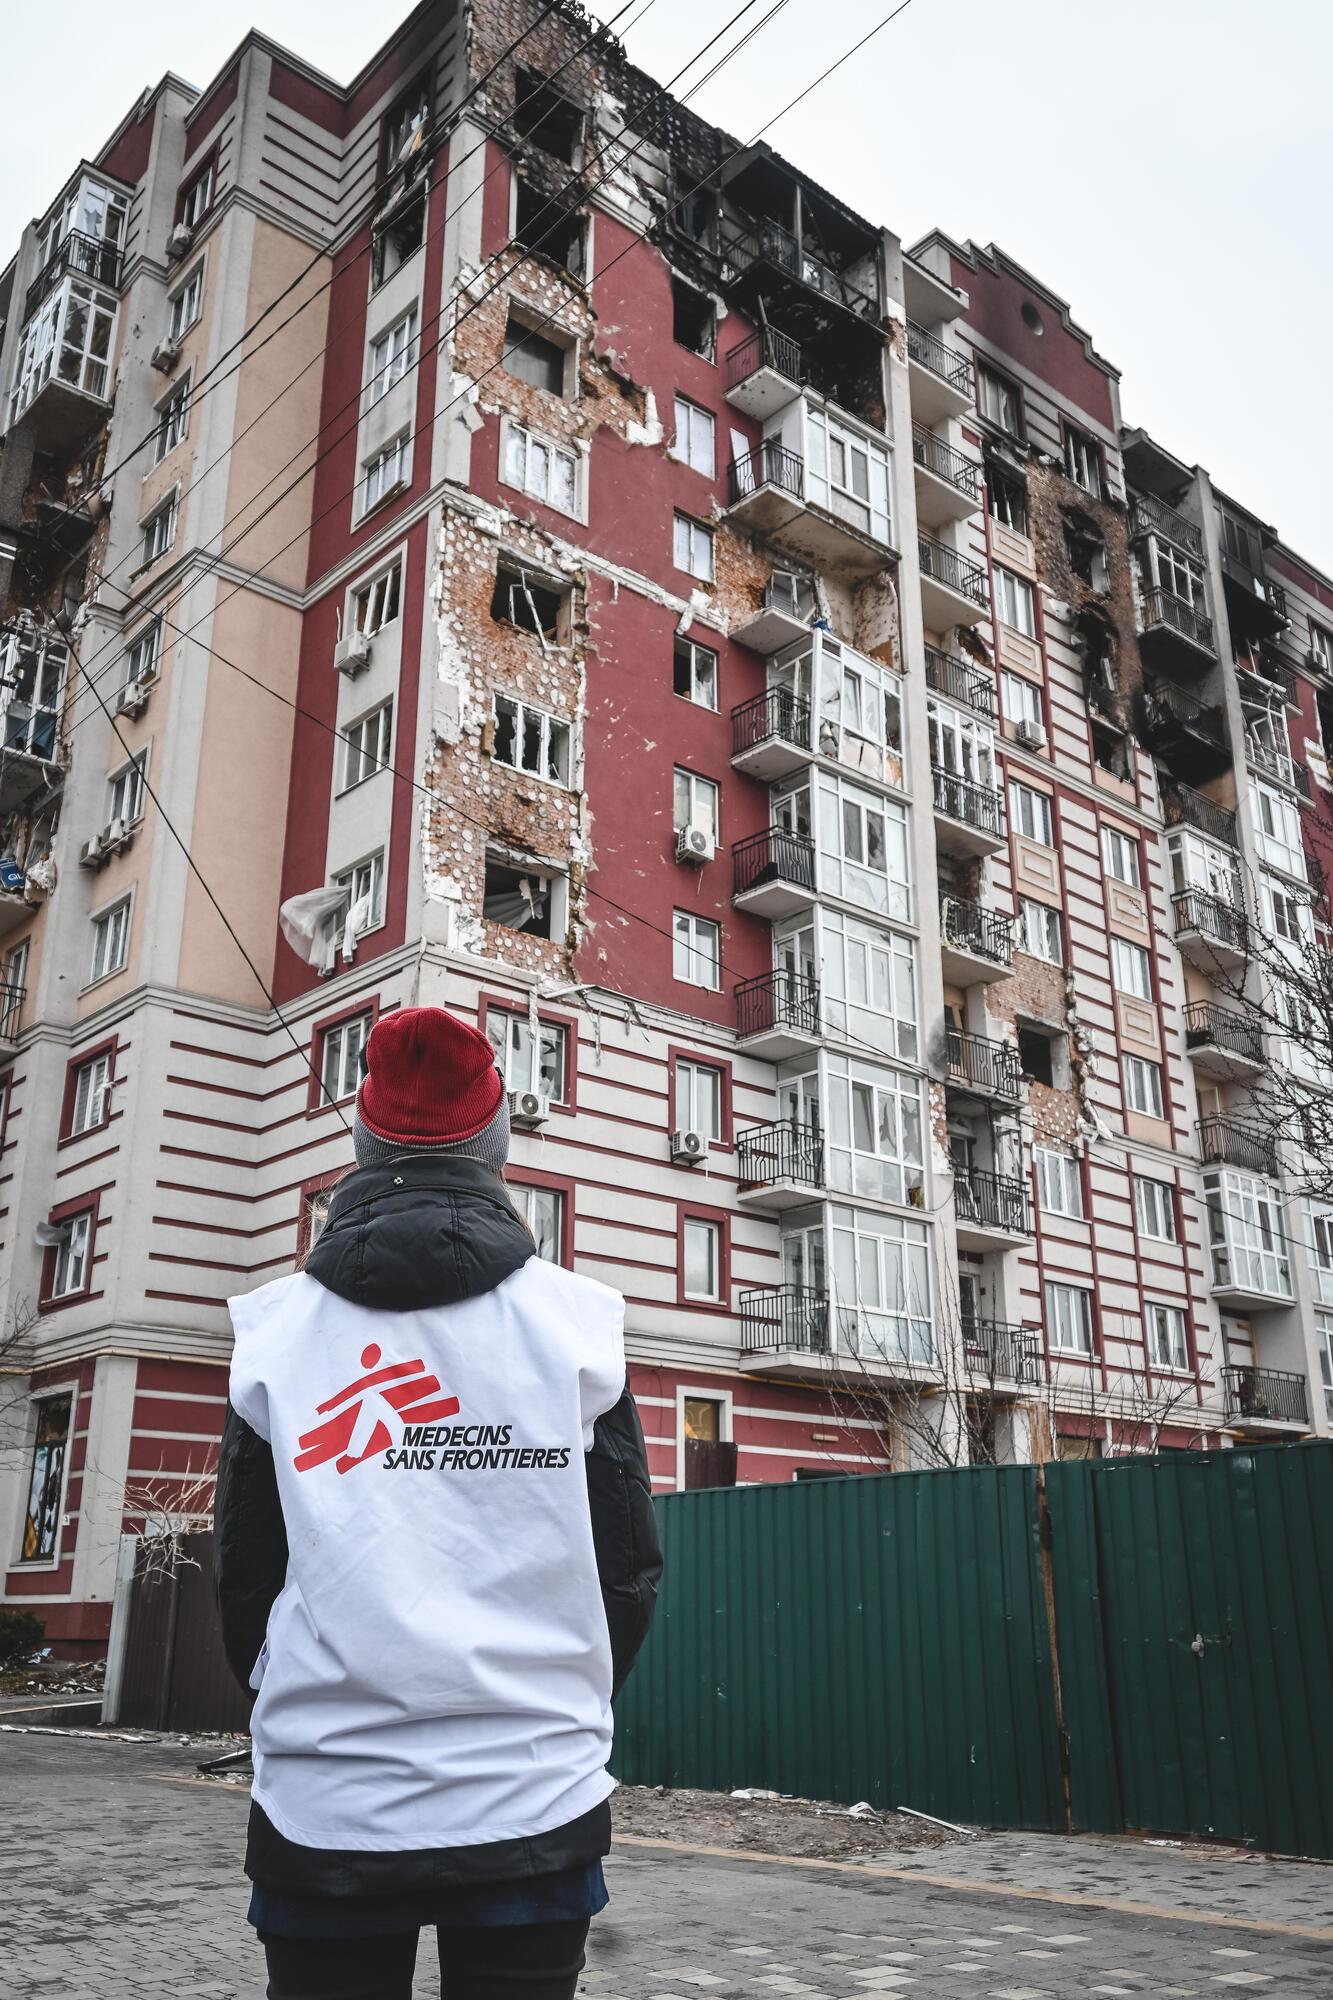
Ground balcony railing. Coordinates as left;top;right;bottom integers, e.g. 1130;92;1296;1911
945;1029;1022;1099
931;765;1005;837
724;215;878;320
728;441;804;508
1144;679;1227;746
725;326;802;396
1172;888;1250;954
0;982;26;1041
1127;490;1204;557
905;320;974;398
953;1168;1032;1236
924;644;996;722
1139;586;1215;655
737;1117;824;1192
1247;737;1314;801
739;1285;830;1355
1163;782;1238;848
961;1317;1040;1385
24;228;124;320
1240;650;1299;709
732;825;817;899
763;570;817;624
735;968;820;1042
940;895;1014;967
1222;1366;1309;1428
731;688;812;760
1184;1002;1265;1067
918;532;988;607
1198;1118;1278;1177
911;424;980;501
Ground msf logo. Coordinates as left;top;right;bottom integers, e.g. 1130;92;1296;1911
294;1345;459;1475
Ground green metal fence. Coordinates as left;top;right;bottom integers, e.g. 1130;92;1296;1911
612;1441;1333;1858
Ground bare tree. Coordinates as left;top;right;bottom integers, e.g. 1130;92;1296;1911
0;1297;41;1467
118;1457;218;1581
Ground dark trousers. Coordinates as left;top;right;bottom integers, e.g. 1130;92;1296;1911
260;1918;590;2000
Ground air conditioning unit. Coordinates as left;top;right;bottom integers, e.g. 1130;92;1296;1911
508;1088;550;1129
1014;719;1046;751
670;1128;710;1166
167;222;195;258
78;838;104;870
116;681;152;718
150;337;181;373
334;630;372;676
676;822;716;865
99;816;131;854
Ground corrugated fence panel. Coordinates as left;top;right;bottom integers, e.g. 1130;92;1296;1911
1043;1462;1120;1834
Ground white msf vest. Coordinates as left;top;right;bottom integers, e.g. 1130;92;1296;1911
227;1257;626;1853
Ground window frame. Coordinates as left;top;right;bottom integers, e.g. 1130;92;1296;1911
673;511;714;583
332;850;386;942
671;394;716;478
501;309;572;397
1062;420;1105;499
677;1203;729;1311
1045;1280;1096;1357
360;432;412;515
672;766;721;842
977;362;1025;439
179;158;215;231
994;565;1037;637
124;619;162;691
1101;823;1142;888
506;1168;575;1267
15;1384;77;1566
1017;896;1063;965
350;556;404;639
39;1195;102;1313
1134;1174;1178;1244
1035;1146;1084;1220
1110;934;1154;1002
87;895;131;987
60;1035;117;1143
308;999;378;1115
479;993;578;1112
1146;1301;1191;1374
672;909;721;991
339;700;394;793
365;307;419;409
1123;1052;1165;1120
669;1047;732;1148
500;416;582;519
673;635;718;710
491;693;572;788
1009;778;1053;845
1001;671;1043;732
140;492;178;569
167;262;204;342
151;372;191;466
987;463;1028;534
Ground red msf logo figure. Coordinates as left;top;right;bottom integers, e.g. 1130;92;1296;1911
294;1344;460;1475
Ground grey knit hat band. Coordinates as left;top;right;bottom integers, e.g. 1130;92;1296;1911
352;1089;511;1175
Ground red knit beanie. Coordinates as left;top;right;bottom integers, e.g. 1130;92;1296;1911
357;1006;503;1147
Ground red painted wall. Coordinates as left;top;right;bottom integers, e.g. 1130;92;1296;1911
952;253;1115;429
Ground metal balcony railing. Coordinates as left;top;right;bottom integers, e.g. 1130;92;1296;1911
728;441;804;508
1240;650;1299;709
918;532;988;606
739;1284;831;1355
0;982;25;1040
924;644;996;722
1198;1118;1278;1177
911;424;980;501
737;1118;825;1192
1127;490;1204;557
1172;887;1250;954
732;825;817;899
940;895;1014;967
1246;739;1314;803
1222;1366;1309;1428
725;326;802;396
1139;586;1215;655
961;1316;1041;1385
735;968;820;1042
1184;1002;1265;1067
1163;782;1239;848
724;215;879;320
931;764;1005;837
946;1029;1022;1099
953;1168;1032;1236
731;688;812;760
1144;679;1226;745
24;228;124;319
761;570;818;624
906;319;974;397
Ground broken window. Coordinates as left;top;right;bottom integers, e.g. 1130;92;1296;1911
332;852;385;936
674;636;717;709
353;560;402;636
493;694;571;785
141;495;176;568
503;420;579;516
487;1007;568;1101
180;162;214;231
977;364;1024;439
987;464;1028;536
383;74;432;170
168;266;203;341
1065;511;1108;591
514;180;587;280
372;187;426;288
490;562;566;643
1018;1025;1056;1087
502;312;568;395
362;434;410;511
672;767;720;842
1092;723;1132;782
673;180;718;250
20;1394;72;1559
340;702;393;790
671;278;715;362
993;566;1035;637
1017;897;1062;964
514;69;583;164
674;513;714;582
483;853;562;939
1064;424;1104;499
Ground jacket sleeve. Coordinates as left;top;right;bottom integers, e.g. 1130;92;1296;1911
213;1401;289;1696
586;1386;662;1698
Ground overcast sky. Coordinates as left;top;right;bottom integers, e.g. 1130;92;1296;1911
4;1;1328;561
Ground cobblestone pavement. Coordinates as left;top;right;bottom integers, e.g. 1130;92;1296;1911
3;1731;1331;1999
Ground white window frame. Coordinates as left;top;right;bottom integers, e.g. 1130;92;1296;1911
672;767;720;842
682;1216;722;1302
805;405;894;548
675;1059;724;1142
71;1052;112;1136
1046;1281;1094;1355
493;694;572;787
818;772;912;924
672;910;721;990
352;558;403;637
1135;1175;1177;1243
819;909;918;1064
320;1012;371;1105
361;433;411;514
1252;778;1305;880
168;264;204;342
510;1181;566;1264
1036;1147;1083;1219
674;637;718;710
181;162;214;231
501;418;581;519
1017;896;1062;964
151;373;190;465
1123;1053;1165;1119
1064;425;1104;498
1001;671;1042;730
1207;1168;1292;1301
140;493;177;567
366;308;418;408
978;363;1023;436
994;566;1036;638
671;394;715;477
1146;1303;1189;1373
1009;779;1053;845
825;1057;925;1210
486;1008;568;1104
15;1383;77;1565
89;897;131;985
107;752;147;827
1110;935;1153;1001
1101;824;1141;888
673;512;714;582
1311;623;1333;677
830;1204;933;1366
124;620;162;690
1266;880;1312;950
340;702;393;791
333;851;385;937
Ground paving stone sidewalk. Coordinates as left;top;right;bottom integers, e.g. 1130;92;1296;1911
3;1730;1331;1999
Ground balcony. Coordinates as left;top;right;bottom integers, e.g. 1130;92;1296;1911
0;626;67;816
945;1029;1022;1102
732;825;818;918
1162;781;1238;848
721;214;879;325
1246;738;1314;804
724;326;802;420
728;433;897;578
734;969;821;1061
918;531;988;630
939;895;1014;985
1222;1366;1309;1434
737;1118;824;1211
952;1168;1033;1251
1137;586;1216;667
924;644;996;723
911;424;981;526
7;276;118;454
1184;1002;1266;1080
732;570;819;654
726;440;806;534
1172;888;1250;975
1140;680;1231;784
905;319;974;425
1218;510;1288;639
1127;490;1203;558
0;981;26;1045
1198;1118;1279;1177
739;1285;831;1359
1238;648;1300;712
24;229;124;321
961;1316;1041;1388
730;688;813;782
931;765;1006;858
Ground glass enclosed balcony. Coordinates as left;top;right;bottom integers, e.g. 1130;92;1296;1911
7;276;117;450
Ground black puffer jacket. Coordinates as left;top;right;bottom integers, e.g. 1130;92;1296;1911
213;1152;661;1896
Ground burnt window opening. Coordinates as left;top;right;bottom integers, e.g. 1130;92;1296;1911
514;69;584;164
672;276;715;361
514;180;587;280
1018;1024;1066;1089
1092;720;1133;782
1076;611;1116;694
502;312;569;396
1065;511;1108;592
372;187;426;288
490;561;566;644
1316;686;1333;761
382;74;432;173
483;852;562;939
673;180;719;251
987;463;1028;537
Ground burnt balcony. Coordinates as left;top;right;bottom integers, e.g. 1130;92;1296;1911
1246;737;1314;804
1218;508;1288;639
732;570;819;654
911;424;981;526
1184;1001;1266;1080
724;326;802;420
1238;648;1300;712
1162;782;1238;848
1140;680;1232;783
731;687;813;782
737;1117;825;1211
720;213;879;326
1172;888;1250;974
1127;490;1203;558
726;440;806;533
732;824;817;918
739;1284;831;1359
729;429;896;577
961;1316;1041;1388
918;531;988;630
939;895;1014;985
0;980;26;1046
931;764;1006;858
1137;587;1216;667
924;644;996;723
24;229;124;320
952;1167;1033;1250
945;1029;1022;1102
1198;1117;1279;1177
734;969;821;1061
1222;1365;1309;1433
905;319;974;425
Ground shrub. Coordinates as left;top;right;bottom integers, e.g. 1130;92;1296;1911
0;1608;45;1668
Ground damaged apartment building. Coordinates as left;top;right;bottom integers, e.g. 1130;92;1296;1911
2;0;1332;1655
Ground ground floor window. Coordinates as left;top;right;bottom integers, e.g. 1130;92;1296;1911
21;1394;72;1562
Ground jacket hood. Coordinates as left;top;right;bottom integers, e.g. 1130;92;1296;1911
303;1154;535;1310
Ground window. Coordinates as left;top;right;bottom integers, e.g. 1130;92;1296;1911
1252;779;1305;880
107;753;146;827
320;1012;371;1105
820;910;917;1063
362;434;410;511
1009;780;1053;844
1135;1175;1177;1242
482;853;563;939
367;309;418;406
372;189;426;287
1111;936;1153;1001
994;566;1036;637
675;1059;723;1143
502;420;578;516
89;899;130;983
513;182;586;278
672;278;715;361
682;1216;722;1301
826;1059;925;1208
490;562;565;642
928;698;995;790
1002;672;1042;731
502;313;568;395
152;376;190;464
384;75;431;164
820;774;912;923
487;1008;568;1103
978;364;1023;437
4;940;29;1036
51;1214;93;1301
672;910;720;990
831;1205;933;1365
1018;1025;1055;1086
70;1051;112;1135
168;265;203;341
1266;881;1311;947
1017;898;1062;964
806;408;893;547
1311;623;1333;678
20;1395;72;1561
493;695;571;785
1045;1281;1094;1355
341;703;393;790
1101;824;1141;888
181;163;214;230
510;1182;565;1264
1036;1147;1083;1219
672;395;715;477
1065;512;1108;589
674;513;714;582
987;464;1028;534
1207;1169;1292;1300
1064;424;1104;498
353;562;402;637
514;69;583;163
141;496;176;567
1146;1303;1189;1372
1123;1053;1165;1119
124;620;162;690
1146;538;1205;607
9;281;118;424
672;768;719;842
333;852;385;935
673;637;717;709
